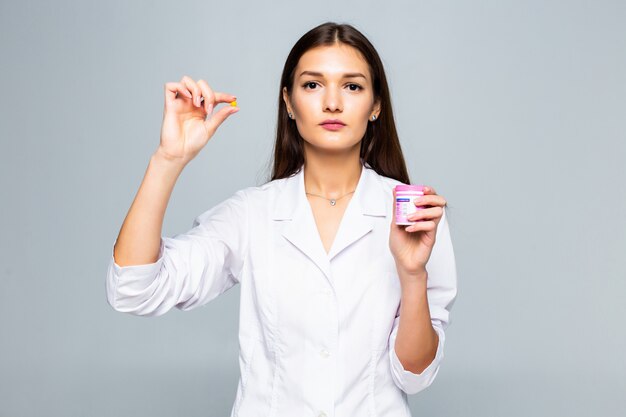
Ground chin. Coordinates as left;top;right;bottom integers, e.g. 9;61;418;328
306;141;362;155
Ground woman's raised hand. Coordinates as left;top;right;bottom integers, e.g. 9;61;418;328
157;76;239;165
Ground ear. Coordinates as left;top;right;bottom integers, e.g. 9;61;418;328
372;98;381;117
282;87;291;112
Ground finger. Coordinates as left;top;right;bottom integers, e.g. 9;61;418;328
212;91;238;106
405;220;436;233
197;81;238;113
197;83;237;114
197;80;216;113
407;206;443;222
423;186;437;195
413;195;447;208
203;103;240;135
181;76;202;108
165;82;193;102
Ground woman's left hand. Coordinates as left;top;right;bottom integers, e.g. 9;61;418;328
389;186;447;279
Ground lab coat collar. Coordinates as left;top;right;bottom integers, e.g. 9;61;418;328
271;162;388;220
271;162;388;280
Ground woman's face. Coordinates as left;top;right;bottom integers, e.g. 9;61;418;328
283;43;380;155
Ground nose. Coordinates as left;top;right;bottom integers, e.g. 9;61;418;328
323;85;343;113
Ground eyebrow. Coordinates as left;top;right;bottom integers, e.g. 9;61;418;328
298;70;367;80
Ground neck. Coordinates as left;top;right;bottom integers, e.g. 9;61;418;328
303;149;363;198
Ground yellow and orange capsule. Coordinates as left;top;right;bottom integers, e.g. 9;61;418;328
230;100;238;107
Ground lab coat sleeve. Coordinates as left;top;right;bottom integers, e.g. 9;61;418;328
388;207;458;394
105;188;249;317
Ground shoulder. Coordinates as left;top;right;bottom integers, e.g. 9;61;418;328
235;175;291;202
193;177;287;226
366;166;406;194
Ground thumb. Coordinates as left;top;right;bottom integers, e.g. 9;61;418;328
203;105;239;137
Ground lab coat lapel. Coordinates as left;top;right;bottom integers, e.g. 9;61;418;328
326;166;387;260
273;166;331;280
272;164;387;284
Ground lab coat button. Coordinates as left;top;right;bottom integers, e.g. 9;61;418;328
320;349;330;358
322;289;332;296
317;412;327;417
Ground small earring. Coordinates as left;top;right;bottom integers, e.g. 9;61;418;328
371;115;377;121
288;112;293;119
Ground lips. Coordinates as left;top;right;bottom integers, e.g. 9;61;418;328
320;119;346;131
320;119;346;126
320;123;345;131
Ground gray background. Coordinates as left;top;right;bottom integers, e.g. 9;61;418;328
1;0;624;416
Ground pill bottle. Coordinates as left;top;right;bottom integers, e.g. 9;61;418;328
395;184;425;225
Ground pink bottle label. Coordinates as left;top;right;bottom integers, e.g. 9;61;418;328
395;185;425;225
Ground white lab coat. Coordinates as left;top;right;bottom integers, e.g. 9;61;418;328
106;162;458;417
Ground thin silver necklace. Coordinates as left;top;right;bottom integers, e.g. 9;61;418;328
305;190;355;206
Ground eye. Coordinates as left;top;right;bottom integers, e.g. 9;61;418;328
303;81;318;90
347;83;363;91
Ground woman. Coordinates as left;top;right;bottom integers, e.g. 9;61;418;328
107;21;457;417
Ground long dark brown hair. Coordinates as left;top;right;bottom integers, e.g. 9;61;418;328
268;21;411;185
